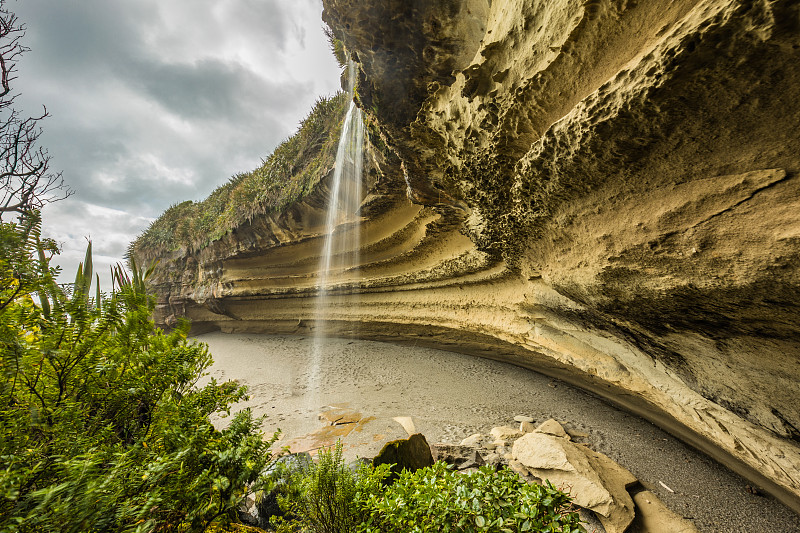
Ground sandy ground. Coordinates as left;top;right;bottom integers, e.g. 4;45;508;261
198;332;800;533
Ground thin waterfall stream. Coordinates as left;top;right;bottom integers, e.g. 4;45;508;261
307;60;365;407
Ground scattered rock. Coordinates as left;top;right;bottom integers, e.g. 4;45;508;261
459;433;486;447
508;459;530;477
631;490;700;532
274;421;698;533
490;425;523;444
578;508;606;533
238;493;259;527
534;418;570;439
513;432;576;473
745;484;762;496
566;428;590;440
431;443;485;470
373;433;434;478
483;452;503;468
583;449;638;533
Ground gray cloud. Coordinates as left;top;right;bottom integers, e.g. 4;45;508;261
10;0;341;287
123;57;308;122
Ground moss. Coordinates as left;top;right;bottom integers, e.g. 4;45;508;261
131;92;350;257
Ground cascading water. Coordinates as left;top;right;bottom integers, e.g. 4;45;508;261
306;60;364;409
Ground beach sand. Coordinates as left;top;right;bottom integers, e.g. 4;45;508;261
198;332;800;533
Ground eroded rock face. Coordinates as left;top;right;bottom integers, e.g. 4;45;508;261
136;0;800;512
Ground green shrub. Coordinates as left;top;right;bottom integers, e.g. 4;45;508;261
274;442;390;533
0;216;277;532
272;440;584;533
359;462;585;533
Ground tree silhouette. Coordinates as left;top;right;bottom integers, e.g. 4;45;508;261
0;2;71;219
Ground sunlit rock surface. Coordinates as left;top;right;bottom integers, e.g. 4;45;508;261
135;0;800;512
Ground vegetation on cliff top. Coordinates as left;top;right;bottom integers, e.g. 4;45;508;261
130;91;350;256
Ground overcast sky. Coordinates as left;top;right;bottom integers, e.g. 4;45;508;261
12;0;341;289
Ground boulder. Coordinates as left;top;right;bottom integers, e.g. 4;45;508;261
512;432;635;533
372;433;434;478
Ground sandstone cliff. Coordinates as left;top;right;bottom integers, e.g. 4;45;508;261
133;0;800;512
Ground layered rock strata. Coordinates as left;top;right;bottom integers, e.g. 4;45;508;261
136;0;800;512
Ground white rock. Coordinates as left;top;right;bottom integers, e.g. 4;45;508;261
513;432;576;473
514;415;534;423
520;421;536;433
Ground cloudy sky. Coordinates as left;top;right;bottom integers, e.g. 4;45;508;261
12;0;341;288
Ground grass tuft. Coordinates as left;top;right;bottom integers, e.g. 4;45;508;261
130;92;350;257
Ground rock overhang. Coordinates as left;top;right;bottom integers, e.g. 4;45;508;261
135;0;800;513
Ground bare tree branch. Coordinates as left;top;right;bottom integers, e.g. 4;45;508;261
0;3;72;221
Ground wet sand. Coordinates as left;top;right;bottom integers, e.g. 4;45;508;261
198;332;800;533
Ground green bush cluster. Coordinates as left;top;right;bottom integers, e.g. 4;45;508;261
271;443;585;533
271;442;387;533
131;92;350;257
0;214;276;532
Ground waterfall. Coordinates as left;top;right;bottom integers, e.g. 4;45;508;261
306;60;364;408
